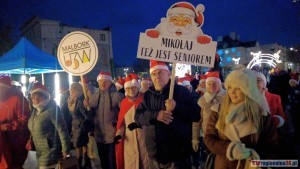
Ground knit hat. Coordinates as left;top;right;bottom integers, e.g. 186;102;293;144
97;72;112;81
205;71;221;85
124;73;140;89
149;60;169;74
0;75;12;87
225;69;269;112
256;72;267;87
115;77;125;89
199;74;207;84
30;82;50;98
289;73;299;85
167;2;205;26
178;77;191;86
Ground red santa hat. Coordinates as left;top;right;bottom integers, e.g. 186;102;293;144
115;77;125;89
178;77;191;86
167;2;205;26
185;73;194;82
97;71;112;81
199;74;207;84
30;82;50;98
0;75;12;87
289;73;299;86
150;60;169;74
205;71;221;85
124;73;140;89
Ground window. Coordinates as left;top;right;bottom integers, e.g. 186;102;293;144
100;34;106;41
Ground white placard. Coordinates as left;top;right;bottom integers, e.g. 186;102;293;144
57;31;98;76
137;33;217;67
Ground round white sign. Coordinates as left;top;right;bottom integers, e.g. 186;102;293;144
57;31;98;76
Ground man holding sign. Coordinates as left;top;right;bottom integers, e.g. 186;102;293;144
133;60;200;168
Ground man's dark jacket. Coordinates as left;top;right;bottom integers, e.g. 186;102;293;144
135;80;201;163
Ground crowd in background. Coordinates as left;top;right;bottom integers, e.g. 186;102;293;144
0;59;299;169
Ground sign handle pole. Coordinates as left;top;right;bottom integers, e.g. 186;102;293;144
80;75;90;111
168;62;176;100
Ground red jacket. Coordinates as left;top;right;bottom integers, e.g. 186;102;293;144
0;87;30;169
265;91;286;128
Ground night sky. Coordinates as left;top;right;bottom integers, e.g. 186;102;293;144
0;0;299;66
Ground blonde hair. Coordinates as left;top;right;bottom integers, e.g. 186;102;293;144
216;90;264;140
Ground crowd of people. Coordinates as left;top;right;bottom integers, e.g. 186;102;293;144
0;59;299;169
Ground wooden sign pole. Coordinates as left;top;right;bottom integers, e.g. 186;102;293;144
80;75;90;111
168;62;176;100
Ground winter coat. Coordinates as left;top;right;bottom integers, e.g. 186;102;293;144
115;93;149;169
204;105;278;169
0;86;30;169
28;100;71;167
89;84;124;144
135;81;201;163
267;71;290;110
69;95;92;147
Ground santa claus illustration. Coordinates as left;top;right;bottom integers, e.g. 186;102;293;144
146;2;211;44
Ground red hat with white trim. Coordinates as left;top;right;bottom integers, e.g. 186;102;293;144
97;72;112;81
115;77;125;89
178;77;191;86
205;71;221;85
30;82;50;98
150;60;169;74
0;75;12;87
124;73;140;89
167;2;205;26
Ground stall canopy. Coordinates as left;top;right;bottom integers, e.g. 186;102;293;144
0;37;63;74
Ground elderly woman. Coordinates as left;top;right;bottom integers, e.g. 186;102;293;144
114;73;149;169
204;69;278;169
28;82;70;169
68;82;93;169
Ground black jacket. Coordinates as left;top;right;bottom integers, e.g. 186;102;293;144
135;80;201;163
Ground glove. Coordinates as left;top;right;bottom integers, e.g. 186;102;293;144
192;140;199;152
127;122;142;131
226;142;250;161
114;135;122;144
192;122;200;152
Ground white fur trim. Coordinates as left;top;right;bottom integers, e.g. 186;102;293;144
31;88;50;98
168;7;195;18
97;74;112;81
226;142;236;161
124;79;140;89
115;82;123;88
181;80;191;86
211;104;220;113
274;115;285;128
206;77;221;85
150;65;169;74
